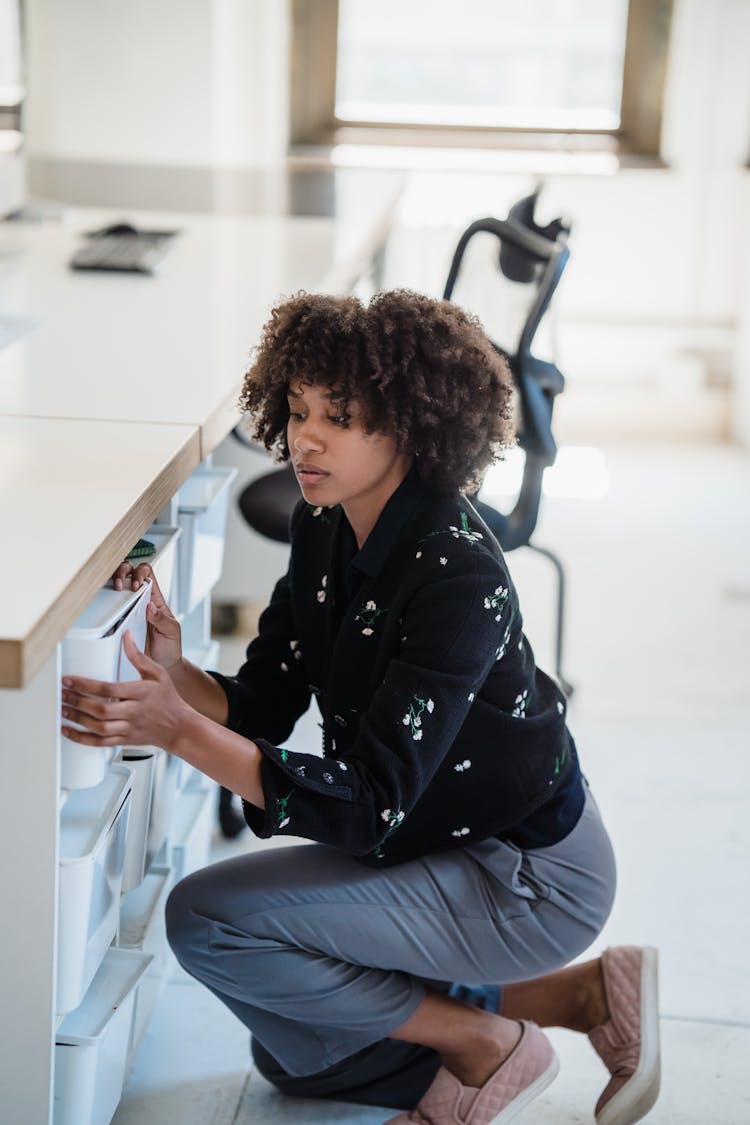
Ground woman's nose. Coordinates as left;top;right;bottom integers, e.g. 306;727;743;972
293;419;323;452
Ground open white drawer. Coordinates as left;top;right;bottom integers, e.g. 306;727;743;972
54;947;151;1125
61;581;151;789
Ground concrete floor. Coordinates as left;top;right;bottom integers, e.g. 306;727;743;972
113;441;750;1125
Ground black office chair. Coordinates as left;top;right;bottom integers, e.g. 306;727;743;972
442;187;572;693
233;457;302;544
232;187;573;693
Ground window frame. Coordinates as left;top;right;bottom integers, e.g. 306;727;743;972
289;0;674;161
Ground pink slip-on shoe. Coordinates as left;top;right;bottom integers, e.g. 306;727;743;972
383;1019;558;1125
589;945;661;1125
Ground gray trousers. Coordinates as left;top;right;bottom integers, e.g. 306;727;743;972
166;787;616;1109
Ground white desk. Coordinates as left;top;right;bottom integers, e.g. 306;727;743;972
0;206;395;456
0;187;399;1123
0;415;199;686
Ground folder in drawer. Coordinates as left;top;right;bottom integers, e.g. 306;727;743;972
61;582;151;789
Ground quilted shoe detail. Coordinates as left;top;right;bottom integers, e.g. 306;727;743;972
588;946;661;1125
382;1020;559;1124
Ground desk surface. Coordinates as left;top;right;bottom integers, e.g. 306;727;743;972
0;205;397;455
0;415;199;687
0;188;400;687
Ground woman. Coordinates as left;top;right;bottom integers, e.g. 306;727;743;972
61;290;660;1125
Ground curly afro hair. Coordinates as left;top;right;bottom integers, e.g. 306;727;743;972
239;288;515;494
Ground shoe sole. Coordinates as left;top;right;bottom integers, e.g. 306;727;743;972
597;946;661;1125
489;1051;560;1125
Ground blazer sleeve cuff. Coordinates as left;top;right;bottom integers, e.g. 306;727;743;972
241;738;354;840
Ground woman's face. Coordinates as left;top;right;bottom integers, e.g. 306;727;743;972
287;380;412;545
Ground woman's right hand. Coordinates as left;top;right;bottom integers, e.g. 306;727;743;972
111;561;183;672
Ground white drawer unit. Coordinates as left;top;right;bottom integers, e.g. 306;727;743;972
170;781;215;882
176;466;237;615
183;637;219;672
57;765;133;1015
54;947;151;1125
1;446;241;1122
144;748;182;871
140;523;182;610
171;753;201;793
117;748;160;893
118;864;174;1060
61;581;151;789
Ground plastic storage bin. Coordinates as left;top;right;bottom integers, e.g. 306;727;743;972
175;758;204;793
183;637;219;672
170;781;214;882
140;524;181;609
144;749;181;871
61;581;151;789
54;947;151;1125
118;865;173;1059
57;765;132;1015
117;748;159;893
176;466;236;615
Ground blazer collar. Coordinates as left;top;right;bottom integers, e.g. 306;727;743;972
350;467;430;580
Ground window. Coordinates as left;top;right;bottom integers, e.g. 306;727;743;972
336;0;628;132
290;0;674;159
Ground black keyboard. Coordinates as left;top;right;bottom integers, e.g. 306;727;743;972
69;233;174;275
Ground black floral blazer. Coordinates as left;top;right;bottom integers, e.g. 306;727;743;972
210;472;578;866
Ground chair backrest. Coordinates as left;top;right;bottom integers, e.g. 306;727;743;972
442;188;571;549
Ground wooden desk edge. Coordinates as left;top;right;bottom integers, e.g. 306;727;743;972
0;429;202;690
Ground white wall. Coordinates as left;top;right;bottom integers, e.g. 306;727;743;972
24;0;289;167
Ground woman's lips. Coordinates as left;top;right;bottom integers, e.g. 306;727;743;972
295;464;329;485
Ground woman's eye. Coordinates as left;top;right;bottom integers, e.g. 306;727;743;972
328;414;350;427
288;411;304;421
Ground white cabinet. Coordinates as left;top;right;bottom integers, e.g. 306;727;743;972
51;464;229;1123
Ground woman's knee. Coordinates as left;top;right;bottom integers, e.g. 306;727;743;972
165;870;213;964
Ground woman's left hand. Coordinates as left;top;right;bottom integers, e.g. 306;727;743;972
61;630;190;752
